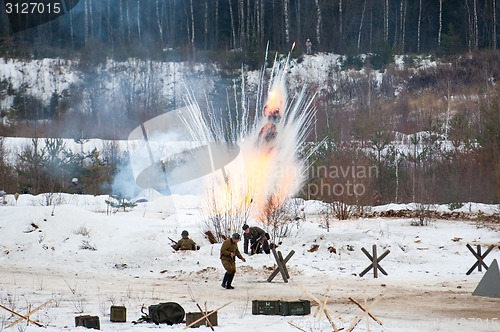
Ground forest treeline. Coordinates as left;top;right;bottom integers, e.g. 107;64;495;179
0;0;499;59
1;52;499;205
0;1;499;207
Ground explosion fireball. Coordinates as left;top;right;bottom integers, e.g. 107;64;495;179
182;59;316;223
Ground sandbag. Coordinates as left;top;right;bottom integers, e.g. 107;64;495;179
148;302;185;325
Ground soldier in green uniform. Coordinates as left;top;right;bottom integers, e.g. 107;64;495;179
172;230;199;251
242;224;270;255
220;233;246;289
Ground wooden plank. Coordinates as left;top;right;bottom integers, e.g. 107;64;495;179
195;303;214;331
373;245;378;278
183;302;231;330
314;284;330;319
6;300;51;328
348;297;382;325
346;294;385;331
288;321;308;332
296;285;341;320
0;304;43;327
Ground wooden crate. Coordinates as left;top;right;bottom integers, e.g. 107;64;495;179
75;315;100;330
252;300;311;316
110;306;126;322
185;311;218;328
251;300;280;315
279;300;311;316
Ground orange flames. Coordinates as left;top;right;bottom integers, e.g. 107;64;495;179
263;91;283;117
263;84;286;118
205;69;305;219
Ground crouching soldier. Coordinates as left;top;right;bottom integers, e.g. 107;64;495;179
172;230;199;251
242;224;270;255
220;233;246;289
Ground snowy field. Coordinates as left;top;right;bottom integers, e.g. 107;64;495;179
0;194;499;332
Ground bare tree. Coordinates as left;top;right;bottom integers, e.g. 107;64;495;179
125;0;131;42
284;0;290;43
238;0;245;48
473;0;478;49
417;0;422;52
156;0;163;49
358;0;367;52
190;0;195;51
215;0;219;48
315;0;322;47
339;0;343;35
137;0;141;45
400;0;407;52
384;0;389;42
204;0;209;49
229;0;236;48
84;0;88;45
89;0;94;40
296;0;302;44
494;0;497;49
465;0;473;51
438;0;443;47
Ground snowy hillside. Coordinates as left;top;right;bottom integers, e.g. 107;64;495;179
1;194;499;332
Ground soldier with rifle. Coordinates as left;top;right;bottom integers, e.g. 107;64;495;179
242;224;270;255
170;230;199;251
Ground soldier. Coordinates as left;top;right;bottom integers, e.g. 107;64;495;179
242;224;270;255
306;38;312;54
220;233;246;289
172;230;199;251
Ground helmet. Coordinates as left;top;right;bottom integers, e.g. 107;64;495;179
181;230;189;237
242;224;249;230
231;233;241;240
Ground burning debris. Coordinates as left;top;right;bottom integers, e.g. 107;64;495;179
179;57;316;220
258;80;287;145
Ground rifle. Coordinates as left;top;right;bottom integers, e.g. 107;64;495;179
169;237;178;250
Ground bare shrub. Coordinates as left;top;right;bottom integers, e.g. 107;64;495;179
411;203;433;226
320;201;333;231
51;292;63;307
79;240;97;251
202;181;251;243
259;195;289;245
332;200;355;220
74;226;91;237
71;294;86;313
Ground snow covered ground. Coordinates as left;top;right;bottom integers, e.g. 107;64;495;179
0;194;499;332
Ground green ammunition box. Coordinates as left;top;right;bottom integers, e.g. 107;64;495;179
251;300;280;315
110;306;126;322
279;300;311;315
75;315;100;330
